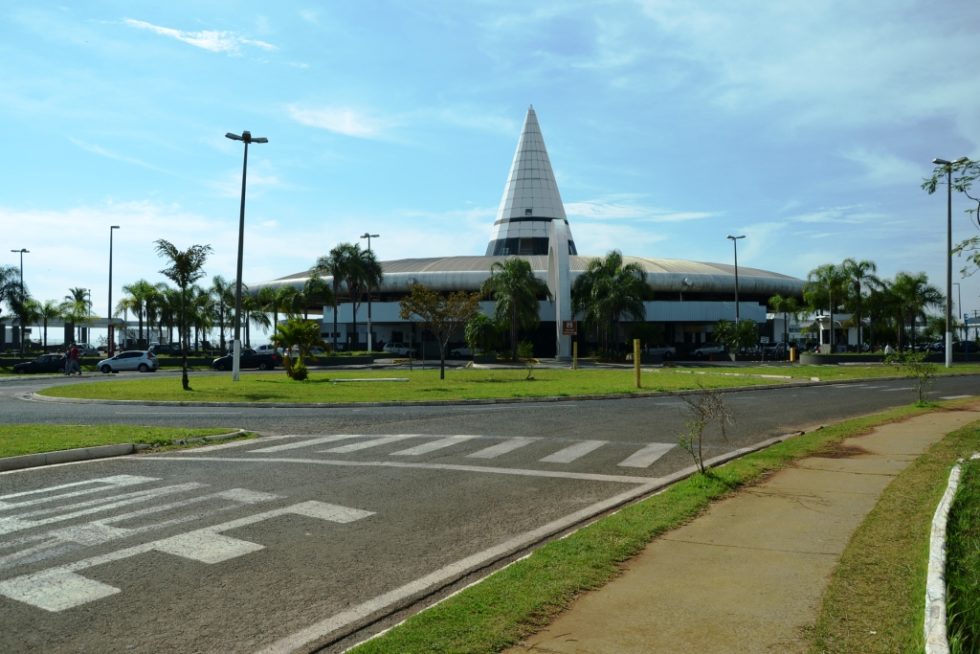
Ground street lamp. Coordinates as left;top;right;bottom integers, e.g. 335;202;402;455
726;235;745;324
226;130;268;381
10;248;28;353
932;156;969;368
108;226;120;355
360;232;380;351
953;281;963;342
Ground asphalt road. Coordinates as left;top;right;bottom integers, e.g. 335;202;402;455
0;372;977;653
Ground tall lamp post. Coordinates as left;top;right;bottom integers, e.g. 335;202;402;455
226;130;268;381
10;248;28;353
726;235;745;324
952;281;962;342
108;225;120;355
360;232;380;351
932;156;968;368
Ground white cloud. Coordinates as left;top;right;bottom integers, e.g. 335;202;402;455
840;148;924;187
566;196;717;223
286;105;391;139
123;18;276;54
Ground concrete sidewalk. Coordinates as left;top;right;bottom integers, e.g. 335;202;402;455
506;405;980;654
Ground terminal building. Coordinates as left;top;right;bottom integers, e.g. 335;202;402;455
261;106;804;357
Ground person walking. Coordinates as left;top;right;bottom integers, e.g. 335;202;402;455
68;342;81;375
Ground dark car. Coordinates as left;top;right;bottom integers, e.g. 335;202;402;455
13;353;68;374
211;348;282;371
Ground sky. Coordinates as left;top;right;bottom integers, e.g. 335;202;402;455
2;0;979;329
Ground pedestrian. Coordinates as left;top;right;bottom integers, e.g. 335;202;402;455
68;342;81;375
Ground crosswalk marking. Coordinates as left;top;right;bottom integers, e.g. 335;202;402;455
467;437;539;459
618;443;675;468
392;435;479;456
540;440;607;464
250;435;359;452
321;435;415;453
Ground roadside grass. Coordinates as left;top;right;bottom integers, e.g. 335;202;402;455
0;424;240;458
808;419;980;654
39;368;785;403
348;404;939;654
34;363;980;403
944;457;980;654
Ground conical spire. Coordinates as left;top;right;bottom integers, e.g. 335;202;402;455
486;106;577;256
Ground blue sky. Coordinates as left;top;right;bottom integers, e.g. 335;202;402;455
3;1;979;323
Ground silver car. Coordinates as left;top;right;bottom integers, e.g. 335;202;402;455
97;350;159;373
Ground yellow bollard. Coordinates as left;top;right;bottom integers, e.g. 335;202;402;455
634;339;641;388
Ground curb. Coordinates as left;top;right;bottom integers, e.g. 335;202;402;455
0;430;248;472
925;452;980;654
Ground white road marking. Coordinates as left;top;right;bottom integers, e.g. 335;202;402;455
539;440;607;464
321;435;416;453
250;435;360;452
142;456;654;485
940;395;972;400
468;437;539;459
0;475;157;510
618;442;675;468
0;501;373;612
391;435;480;456
882;386;914;392
0;483;205;535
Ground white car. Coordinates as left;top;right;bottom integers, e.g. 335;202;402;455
691;344;726;358
97;350;159;373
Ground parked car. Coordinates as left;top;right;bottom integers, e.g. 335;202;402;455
691;343;726;358
148;343;182;356
643;345;676;360
12;353;67;374
254;344;281;355
75;343;100;356
211;348;282;371
97;350;159;373
383;342;415;356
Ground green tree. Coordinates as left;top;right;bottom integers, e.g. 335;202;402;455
399;284;481;379
481;258;549;361
465;313;499;355
271;317;326;380
804;263;848;351
37;299;63;352
713;320;758;353
154;240;212;390
63;287;92;342
922;157;980;277
841;258;880;350
210;276;234;352
571;250;647;355
119;279;157;345
768;294;801;347
891;271;943;350
300;273;334;320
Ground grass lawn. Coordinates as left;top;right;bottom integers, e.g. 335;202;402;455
808;419;980;654
349;404;957;654
35;363;980;404
0;424;241;458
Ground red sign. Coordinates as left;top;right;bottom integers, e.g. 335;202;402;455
562;320;577;336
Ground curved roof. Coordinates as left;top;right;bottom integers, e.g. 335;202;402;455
268;254;803;297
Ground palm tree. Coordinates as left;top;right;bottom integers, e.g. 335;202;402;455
119;279;157;345
841;258;880;351
768;294;802;348
481;258;549;360
300;273;334;320
314;243;383;351
891;272;943;349
37;299;63;351
242;290;270;348
210;276;234;352
63;287;92;342
154;240;213;390
571;251;647;354
804;263;848;351
271;317;327;379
